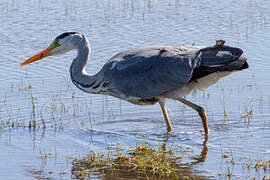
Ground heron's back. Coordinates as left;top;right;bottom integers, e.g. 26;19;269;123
98;42;248;102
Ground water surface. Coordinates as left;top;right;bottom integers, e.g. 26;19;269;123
1;0;270;179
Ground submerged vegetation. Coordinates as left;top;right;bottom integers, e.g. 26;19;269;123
72;141;203;179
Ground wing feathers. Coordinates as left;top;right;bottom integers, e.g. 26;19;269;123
101;43;247;99
103;46;200;98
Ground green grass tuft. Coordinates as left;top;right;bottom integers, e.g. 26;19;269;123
71;141;194;179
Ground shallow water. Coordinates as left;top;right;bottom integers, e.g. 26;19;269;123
1;0;270;179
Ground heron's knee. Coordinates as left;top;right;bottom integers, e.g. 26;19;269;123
197;106;205;114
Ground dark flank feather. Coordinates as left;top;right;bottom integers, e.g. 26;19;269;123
190;41;248;81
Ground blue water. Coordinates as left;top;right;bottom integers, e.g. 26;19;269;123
0;0;270;179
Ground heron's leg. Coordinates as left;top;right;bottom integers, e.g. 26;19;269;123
176;97;208;135
158;99;172;132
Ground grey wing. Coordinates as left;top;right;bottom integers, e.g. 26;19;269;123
101;46;202;99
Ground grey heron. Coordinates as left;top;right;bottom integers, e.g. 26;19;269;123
20;32;248;135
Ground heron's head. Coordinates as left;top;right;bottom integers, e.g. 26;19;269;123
20;32;82;66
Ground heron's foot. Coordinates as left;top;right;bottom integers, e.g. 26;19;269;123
198;108;208;135
166;125;172;133
158;99;172;133
175;97;209;135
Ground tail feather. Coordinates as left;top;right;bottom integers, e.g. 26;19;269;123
191;41;248;82
197;41;243;66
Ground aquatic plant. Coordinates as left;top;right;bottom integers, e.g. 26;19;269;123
71;141;198;179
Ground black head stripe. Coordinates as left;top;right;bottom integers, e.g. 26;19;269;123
56;32;78;40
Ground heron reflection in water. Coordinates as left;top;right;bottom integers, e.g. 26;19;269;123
21;32;248;135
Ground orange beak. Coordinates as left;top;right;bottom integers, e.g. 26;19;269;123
20;43;55;66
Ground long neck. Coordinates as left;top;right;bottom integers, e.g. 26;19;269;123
70;36;98;93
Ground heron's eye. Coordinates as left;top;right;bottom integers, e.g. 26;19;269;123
54;40;60;47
